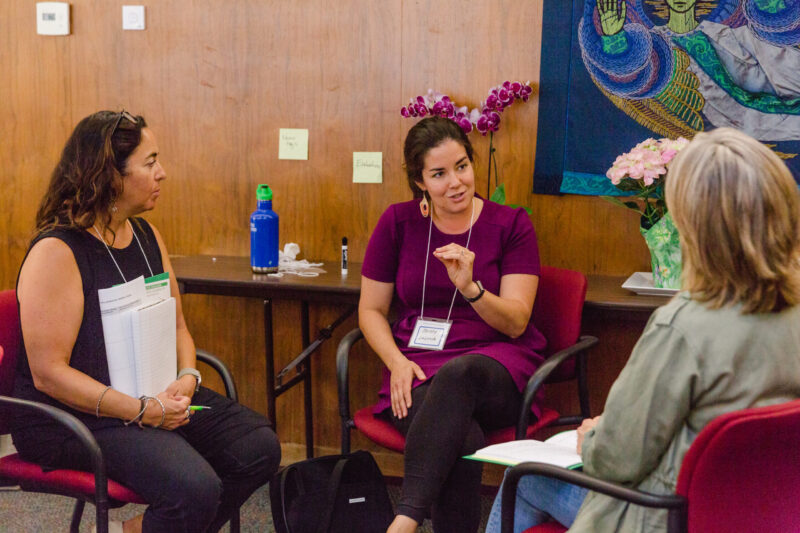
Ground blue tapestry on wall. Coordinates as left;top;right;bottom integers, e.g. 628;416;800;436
533;0;800;196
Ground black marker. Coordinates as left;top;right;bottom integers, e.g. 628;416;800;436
341;237;348;275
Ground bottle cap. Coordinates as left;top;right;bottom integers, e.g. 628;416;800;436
256;184;273;201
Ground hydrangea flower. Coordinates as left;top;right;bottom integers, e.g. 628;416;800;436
604;137;690;228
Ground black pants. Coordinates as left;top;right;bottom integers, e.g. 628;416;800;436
387;354;521;533
54;387;281;533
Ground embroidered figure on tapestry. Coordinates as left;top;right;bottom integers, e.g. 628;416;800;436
533;0;800;196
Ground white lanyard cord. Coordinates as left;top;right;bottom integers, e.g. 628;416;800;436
93;219;154;283
419;213;434;319
419;197;475;322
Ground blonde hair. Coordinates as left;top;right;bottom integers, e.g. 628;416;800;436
665;127;800;313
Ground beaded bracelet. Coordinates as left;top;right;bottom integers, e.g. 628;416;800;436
95;385;113;418
151;396;166;429
124;396;148;426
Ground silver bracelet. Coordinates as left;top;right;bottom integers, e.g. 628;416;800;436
136;397;152;428
124;396;148;426
151;396;166;428
95;385;113;418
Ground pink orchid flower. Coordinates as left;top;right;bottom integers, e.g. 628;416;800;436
400;81;533;135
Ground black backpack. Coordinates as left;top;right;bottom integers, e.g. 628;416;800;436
269;450;395;533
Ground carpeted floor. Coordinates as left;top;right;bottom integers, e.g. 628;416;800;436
0;481;497;532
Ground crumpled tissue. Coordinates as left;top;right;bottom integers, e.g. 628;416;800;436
270;243;325;277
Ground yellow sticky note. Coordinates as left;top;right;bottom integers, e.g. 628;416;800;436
279;129;309;160
353;152;383;183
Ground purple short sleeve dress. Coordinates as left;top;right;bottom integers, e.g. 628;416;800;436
362;198;546;416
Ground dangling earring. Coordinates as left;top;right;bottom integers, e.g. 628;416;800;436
419;194;429;218
111;202;118;213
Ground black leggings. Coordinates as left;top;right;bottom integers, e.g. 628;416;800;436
47;387;280;533
387;354;521;533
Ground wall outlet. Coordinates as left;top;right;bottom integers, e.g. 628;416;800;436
36;2;70;36
122;5;146;30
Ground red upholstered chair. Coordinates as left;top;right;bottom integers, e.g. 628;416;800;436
337;266;599;454
0;289;241;533
504;399;800;533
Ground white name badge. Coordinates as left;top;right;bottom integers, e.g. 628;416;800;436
408;317;453;351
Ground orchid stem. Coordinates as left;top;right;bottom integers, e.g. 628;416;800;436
493;145;499;191
487;131;493;198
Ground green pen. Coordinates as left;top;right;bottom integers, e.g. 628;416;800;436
189;405;212;411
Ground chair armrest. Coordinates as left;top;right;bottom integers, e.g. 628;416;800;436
516;335;599;439
501;462;687;533
336;327;364;422
196;349;238;402
0;395;111;510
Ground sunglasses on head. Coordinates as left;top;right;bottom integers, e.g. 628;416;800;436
110;110;137;137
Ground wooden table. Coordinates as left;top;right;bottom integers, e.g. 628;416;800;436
585;274;670;312
581;274;672;416
172;255;361;458
172;255;668;456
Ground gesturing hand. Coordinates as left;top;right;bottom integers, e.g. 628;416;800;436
433;243;475;293
597;0;626;36
390;357;427;419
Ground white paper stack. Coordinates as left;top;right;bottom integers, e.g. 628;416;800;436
98;274;176;397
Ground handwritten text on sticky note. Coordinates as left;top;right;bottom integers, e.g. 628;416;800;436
353;152;383;183
279;129;309;160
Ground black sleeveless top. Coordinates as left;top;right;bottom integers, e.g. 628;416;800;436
12;218;165;455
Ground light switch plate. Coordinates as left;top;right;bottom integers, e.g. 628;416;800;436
36;2;70;36
122;5;145;30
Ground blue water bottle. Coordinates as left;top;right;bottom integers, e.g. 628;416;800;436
250;184;279;273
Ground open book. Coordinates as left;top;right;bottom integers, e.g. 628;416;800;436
98;273;176;397
464;430;582;470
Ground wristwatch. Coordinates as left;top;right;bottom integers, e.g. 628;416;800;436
462;280;486;303
177;368;202;392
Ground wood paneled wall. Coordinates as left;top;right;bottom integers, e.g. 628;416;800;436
1;1;652;473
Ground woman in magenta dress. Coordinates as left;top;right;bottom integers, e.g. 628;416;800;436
360;116;546;533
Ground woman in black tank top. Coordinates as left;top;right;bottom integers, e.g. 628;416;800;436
13;111;280;533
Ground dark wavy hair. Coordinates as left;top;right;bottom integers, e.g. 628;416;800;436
403;116;474;198
34;110;146;238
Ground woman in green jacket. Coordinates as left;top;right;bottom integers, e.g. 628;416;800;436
487;127;800;533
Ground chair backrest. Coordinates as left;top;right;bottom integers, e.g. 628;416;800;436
531;266;587;381
532;266;587;356
0;289;21;434
676;399;800;532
